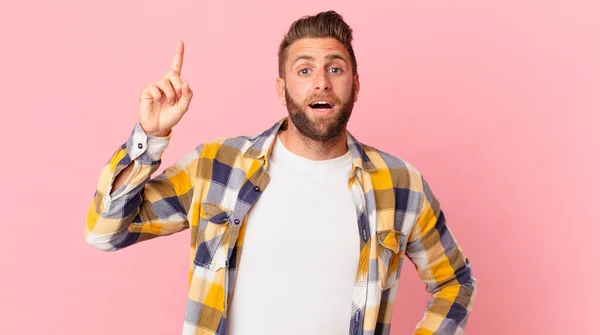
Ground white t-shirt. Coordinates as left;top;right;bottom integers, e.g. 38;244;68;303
228;135;360;334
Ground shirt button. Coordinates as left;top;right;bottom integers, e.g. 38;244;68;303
137;143;143;149
233;219;240;225
253;186;260;192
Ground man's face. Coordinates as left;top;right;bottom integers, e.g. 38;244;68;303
277;37;360;142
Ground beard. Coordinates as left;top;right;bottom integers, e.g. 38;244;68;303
284;84;355;143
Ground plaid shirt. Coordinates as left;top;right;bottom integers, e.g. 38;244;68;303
86;117;476;335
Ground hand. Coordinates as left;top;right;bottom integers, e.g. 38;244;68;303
139;40;193;137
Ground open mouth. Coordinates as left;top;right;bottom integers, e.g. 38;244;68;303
309;101;334;109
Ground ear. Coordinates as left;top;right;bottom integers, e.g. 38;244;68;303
353;73;360;102
276;77;287;106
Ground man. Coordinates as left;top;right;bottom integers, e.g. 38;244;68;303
86;10;476;335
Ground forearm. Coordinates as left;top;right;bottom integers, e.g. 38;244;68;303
85;143;163;250
110;161;135;195
414;264;476;335
85;124;188;251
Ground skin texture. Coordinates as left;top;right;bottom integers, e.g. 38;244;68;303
276;37;360;160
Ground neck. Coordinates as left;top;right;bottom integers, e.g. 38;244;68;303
278;120;349;161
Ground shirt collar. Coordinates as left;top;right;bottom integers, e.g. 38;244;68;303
243;117;377;173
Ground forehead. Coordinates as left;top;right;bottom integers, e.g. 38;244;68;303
286;37;350;63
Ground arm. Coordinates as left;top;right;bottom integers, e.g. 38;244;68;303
85;123;198;251
408;177;477;335
86;40;196;251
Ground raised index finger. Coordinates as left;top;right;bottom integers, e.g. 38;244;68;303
171;40;184;73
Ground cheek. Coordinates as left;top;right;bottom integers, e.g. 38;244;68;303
286;84;308;102
334;87;352;102
333;77;354;96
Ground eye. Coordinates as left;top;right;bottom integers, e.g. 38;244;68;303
329;68;342;73
299;68;310;75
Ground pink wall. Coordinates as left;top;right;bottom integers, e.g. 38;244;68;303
1;0;598;334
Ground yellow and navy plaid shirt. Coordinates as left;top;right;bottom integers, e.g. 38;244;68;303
86;118;476;335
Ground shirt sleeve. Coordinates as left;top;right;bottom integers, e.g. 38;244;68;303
407;177;477;335
85;123;198;251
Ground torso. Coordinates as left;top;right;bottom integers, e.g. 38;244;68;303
228;135;359;334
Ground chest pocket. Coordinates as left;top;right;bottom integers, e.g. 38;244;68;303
193;202;232;271
377;229;408;290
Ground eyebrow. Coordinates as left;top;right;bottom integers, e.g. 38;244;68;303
291;53;348;67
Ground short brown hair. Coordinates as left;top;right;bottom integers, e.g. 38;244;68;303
278;10;358;78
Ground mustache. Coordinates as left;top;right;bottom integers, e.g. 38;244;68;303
303;93;342;105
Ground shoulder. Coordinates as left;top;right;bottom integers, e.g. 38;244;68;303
360;142;426;192
193;130;265;159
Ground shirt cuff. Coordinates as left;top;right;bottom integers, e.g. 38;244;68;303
126;123;171;162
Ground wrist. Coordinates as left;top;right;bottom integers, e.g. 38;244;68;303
140;124;171;138
153;130;171;137
129;123;171;162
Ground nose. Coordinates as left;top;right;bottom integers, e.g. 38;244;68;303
313;68;331;91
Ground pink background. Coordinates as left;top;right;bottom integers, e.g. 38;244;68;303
1;0;598;334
